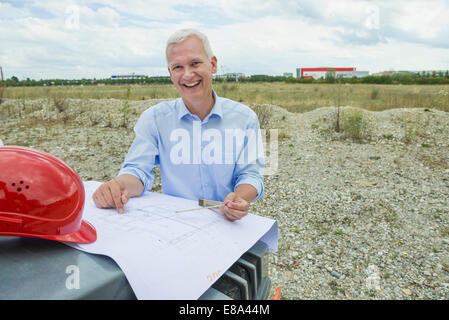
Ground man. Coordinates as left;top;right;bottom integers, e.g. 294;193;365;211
93;29;264;221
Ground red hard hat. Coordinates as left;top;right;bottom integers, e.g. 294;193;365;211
0;146;96;243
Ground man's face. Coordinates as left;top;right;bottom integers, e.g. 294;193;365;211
167;36;217;105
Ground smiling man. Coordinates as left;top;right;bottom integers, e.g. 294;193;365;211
92;29;264;221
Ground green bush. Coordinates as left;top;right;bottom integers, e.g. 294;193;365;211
342;110;369;142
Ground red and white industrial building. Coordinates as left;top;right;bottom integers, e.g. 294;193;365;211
296;67;369;79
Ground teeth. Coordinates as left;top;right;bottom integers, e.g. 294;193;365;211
184;81;200;87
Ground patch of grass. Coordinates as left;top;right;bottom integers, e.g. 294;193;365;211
403;125;418;144
334;229;345;236
417;153;448;169
53;95;68;113
120;88;131;128
277;130;291;141
342;109;370;142
4;83;449;113
0;83;4;105
249;104;272;129
319;226;331;236
328;280;345;296
370;88;380;100
440;226;449;237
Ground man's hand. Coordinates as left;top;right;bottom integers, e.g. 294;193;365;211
220;192;250;221
93;179;130;214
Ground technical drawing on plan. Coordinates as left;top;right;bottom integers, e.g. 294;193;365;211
67;181;277;299
81;181;226;254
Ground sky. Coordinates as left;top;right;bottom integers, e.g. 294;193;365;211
1;0;449;80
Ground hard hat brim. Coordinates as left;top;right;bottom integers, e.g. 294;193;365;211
50;220;97;244
0;220;97;243
34;220;97;244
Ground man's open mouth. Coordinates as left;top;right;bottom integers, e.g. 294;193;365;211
183;80;201;88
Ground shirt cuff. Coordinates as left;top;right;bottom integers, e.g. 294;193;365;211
118;167;153;196
234;175;264;201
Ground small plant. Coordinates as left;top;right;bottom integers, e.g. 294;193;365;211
277;130;291;141
149;87;158;99
402;120;422;144
342;110;369;142
0;67;4;105
333;76;347;133
370;88;380;100
120;88;131;128
249;104;271;129
0;82;4;105
16;95;26;118
53;95;68;113
334;229;345;236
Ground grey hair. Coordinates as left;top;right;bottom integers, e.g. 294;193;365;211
166;28;214;62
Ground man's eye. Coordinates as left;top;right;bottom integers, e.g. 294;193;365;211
173;66;181;70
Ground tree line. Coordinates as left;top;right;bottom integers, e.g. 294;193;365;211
2;71;449;87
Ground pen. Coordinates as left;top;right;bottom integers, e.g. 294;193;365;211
175;204;222;214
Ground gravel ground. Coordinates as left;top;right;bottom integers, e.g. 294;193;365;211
1;98;448;299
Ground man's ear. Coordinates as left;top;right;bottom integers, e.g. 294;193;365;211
168;67;174;83
211;56;218;74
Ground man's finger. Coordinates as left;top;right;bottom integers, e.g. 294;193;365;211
100;187;115;208
224;205;240;221
92;192;103;208
226;200;249;212
122;188;130;204
95;189;109;208
226;206;247;219
219;204;237;221
108;180;125;214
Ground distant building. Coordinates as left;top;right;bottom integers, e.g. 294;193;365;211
372;70;394;76
353;71;369;78
283;72;293;78
373;70;448;76
296;67;369;79
215;73;245;80
111;74;147;80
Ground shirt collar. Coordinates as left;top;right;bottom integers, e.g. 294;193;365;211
177;90;223;121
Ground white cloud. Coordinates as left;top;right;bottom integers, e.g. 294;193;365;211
0;2;31;19
0;0;448;79
386;0;449;45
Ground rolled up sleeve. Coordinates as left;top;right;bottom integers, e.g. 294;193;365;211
118;108;160;195
233;115;265;200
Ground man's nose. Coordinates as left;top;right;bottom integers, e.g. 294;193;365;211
182;66;195;79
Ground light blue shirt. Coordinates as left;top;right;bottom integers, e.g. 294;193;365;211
119;91;264;202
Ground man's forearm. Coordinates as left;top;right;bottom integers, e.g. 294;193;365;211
234;184;258;203
115;174;144;197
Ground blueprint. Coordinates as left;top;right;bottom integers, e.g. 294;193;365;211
65;181;278;300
